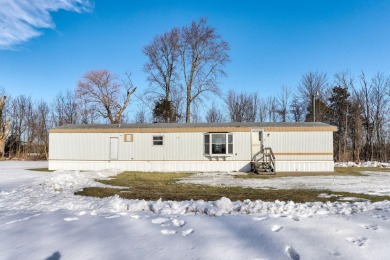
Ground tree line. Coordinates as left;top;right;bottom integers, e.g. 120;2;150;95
0;18;389;162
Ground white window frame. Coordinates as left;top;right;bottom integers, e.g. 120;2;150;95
153;135;164;146
204;133;233;156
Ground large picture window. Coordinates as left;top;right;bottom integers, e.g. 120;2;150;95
204;133;233;155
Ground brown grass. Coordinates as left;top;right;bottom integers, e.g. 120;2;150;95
75;171;390;203
27;168;54;172
235;167;390;179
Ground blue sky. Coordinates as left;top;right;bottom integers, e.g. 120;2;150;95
1;0;390;108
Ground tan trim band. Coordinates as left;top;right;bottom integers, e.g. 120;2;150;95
50;126;336;134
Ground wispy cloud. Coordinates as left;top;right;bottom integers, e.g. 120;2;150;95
0;0;92;50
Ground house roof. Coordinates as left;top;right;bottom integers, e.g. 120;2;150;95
50;122;337;133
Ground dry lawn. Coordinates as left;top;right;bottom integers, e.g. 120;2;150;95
75;169;390;202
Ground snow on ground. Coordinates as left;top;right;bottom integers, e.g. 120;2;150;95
335;161;390;168
1;161;390;259
179;171;390;197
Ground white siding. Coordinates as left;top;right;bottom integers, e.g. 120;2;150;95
49;132;252;162
263;131;333;160
264;131;333;154
276;161;334;172
49;160;333;172
48;160;252;172
49;129;335;172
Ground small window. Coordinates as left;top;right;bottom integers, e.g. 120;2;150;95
204;134;210;154
124;134;133;142
258;131;262;141
153;136;163;146
228;134;233;154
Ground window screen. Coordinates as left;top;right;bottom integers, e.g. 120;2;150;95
212;133;226;154
204;134;210;154
153;136;163;145
204;133;233;155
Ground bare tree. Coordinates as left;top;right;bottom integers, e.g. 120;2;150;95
51;89;79;127
298;71;329;122
276;86;291;122
244;93;259;122
349;91;364;162
35;100;50;159
258;98;268;122
170;87;185;122
370;72;390;161
205;102;224;123
179;18;230;122
8;95;33;157
78;97;97;124
134;108;148;123
289;95;305;122
143;28;181;122
143;28;180;100
358;72;374;160
76;70;136;124
226;90;258;122
266;96;279;122
190;102;202;123
0;93;11;158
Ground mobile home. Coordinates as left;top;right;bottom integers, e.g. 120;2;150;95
48;122;337;172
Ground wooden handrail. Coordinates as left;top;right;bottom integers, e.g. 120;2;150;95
264;147;275;160
264;147;275;171
252;147;275;173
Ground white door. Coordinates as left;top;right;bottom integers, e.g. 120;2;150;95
110;137;118;160
251;130;263;160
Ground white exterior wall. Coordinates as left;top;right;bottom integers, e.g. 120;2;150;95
49;132;251;161
275;161;334;172
48;160;252;172
263;131;333;160
49;129;334;172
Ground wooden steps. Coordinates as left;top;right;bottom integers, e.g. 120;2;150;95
252;161;275;174
251;147;276;174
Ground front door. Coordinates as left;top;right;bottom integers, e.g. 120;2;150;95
109;137;118;160
251;130;263;161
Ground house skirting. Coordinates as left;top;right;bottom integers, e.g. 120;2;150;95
48;160;334;172
275;161;334;172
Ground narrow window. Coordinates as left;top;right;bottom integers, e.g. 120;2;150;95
204;134;210;155
228;133;233;154
153;136;163;146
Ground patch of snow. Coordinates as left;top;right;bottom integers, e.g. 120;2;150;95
172;219;186;227
335;161;390;168
152;217;171;225
1;161;390;259
179;170;390;196
252;216;269;221
64;217;79;222
181;229;194;236
160;229;176;235
271;225;283;232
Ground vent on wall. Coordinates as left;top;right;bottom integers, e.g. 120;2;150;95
124;134;133;142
